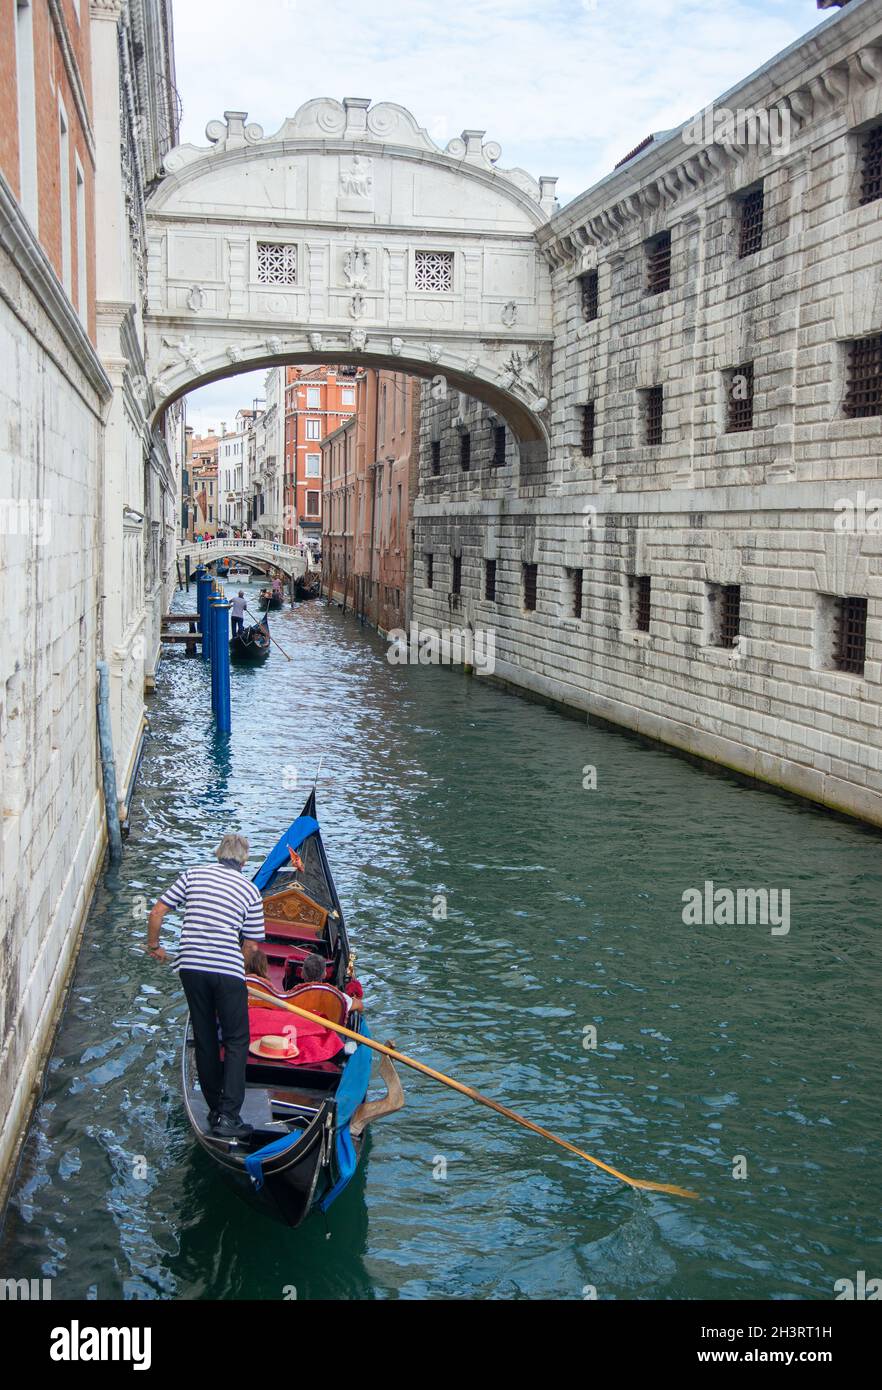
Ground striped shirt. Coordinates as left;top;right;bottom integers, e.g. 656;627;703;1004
160;863;265;980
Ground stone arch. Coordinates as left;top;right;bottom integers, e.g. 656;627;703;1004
144;98;556;465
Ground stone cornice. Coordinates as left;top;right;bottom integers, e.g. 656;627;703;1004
0;171;112;406
90;1;124;17
540;0;882;268
48;0;96;164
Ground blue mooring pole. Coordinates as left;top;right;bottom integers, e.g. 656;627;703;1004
212;598;232;733
194;565;205;630
209;597;221;715
196;570;212;661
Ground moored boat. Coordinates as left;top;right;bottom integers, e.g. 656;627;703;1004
181;791;373;1227
258;587;283;610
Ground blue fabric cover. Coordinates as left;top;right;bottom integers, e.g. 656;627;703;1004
244;1131;298;1191
251;815;319;891
319;1020;373;1212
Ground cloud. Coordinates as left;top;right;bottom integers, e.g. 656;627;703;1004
185;371;268;434
170;0;824;417
172;0;820;202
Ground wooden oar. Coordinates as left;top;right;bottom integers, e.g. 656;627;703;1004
245;607;291;660
246;987;699;1199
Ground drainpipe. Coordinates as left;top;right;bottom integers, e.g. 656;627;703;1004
96;661;123;863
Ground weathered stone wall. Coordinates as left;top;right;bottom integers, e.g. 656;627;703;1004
414;3;882;827
0;234;107;1207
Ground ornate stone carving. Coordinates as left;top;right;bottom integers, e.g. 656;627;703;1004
350;328;367;351
501;350;547;410
427;343;443;363
308;332;324;352
339;156;373;199
390;336;404;356
501;300;518;327
349;293;366;320
163;335;204;375
90;0;124;19
265;336;283;354
226;344;245;363
343;242;370;288
187;285;205;312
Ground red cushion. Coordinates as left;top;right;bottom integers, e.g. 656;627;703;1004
247;1004;342;1065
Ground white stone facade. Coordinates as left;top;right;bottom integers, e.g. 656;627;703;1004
414;1;882;827
0;182;109;1202
144;99;557;464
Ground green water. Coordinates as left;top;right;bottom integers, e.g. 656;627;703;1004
1;587;880;1300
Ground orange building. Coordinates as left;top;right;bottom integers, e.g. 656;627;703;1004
322;370;420;634
189;431;220;536
283;366;359;547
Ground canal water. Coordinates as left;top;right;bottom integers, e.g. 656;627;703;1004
1;580;880;1300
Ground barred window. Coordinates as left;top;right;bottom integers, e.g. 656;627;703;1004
426;553;434;589
859;122;882;206
256;242;297;285
567;567;584;620
630;574;651;632
460;432;471;471
414;250;454;292
726;363;754;432
643;386;664;446
833;596;868;675
645;231;671;294
737;187;764;258
493;424;507;466
485;559;497;602
452;553;462;595
709;583;741;647
581;402;596;458
844;335;882;418
430;440;441;475
523;563;538;612
579;271;599;322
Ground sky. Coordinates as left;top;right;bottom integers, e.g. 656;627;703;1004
173;0;838;432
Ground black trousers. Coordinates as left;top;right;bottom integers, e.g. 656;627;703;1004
231;615;244;636
180;969;249;1120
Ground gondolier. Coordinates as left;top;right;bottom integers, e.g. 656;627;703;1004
146;834;265;1139
230;590;247;636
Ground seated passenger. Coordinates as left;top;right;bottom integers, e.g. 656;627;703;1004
244;946;270;981
297;954;362;1012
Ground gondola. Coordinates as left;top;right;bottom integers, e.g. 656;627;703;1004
230;617;270;663
181;791;373;1227
258;587;283;610
294;572;320;602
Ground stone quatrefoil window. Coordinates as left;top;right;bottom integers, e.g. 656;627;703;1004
414;250;454;292
256;242;297;285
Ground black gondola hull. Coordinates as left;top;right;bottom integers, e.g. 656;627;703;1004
180;790;371;1229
